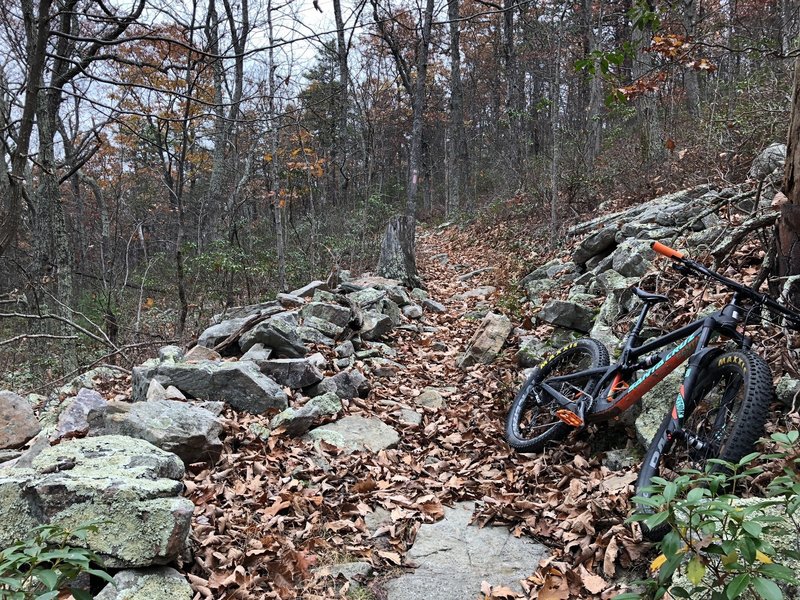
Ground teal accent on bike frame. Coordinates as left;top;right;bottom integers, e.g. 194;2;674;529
617;329;702;407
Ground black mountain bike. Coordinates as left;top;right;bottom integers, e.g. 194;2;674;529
505;241;800;540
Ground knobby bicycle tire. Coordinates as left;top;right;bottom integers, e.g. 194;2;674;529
635;350;774;541
505;338;609;453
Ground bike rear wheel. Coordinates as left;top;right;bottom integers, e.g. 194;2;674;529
505;338;609;453
635;350;774;541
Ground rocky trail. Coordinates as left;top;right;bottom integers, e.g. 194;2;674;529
177;225;647;600
4;150;800;599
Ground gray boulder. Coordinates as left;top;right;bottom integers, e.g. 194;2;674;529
53;388;107;441
197;317;248;349
277;293;305;308
303;315;345;339
634;369;684;448
290;280;328;298
347;288;386;308
457;312;512;368
775;375;800;408
422;298;446;313
573;226;618;265
0;391;40;450
257;358;325;389
0;436;192;568
749;142;786;181
380;298;403;326
309;369;370;400
238;313;306;357
301;301;352;327
240;343;273;362
297;326;336;346
386;285;412;307
96;567;192;600
132;360;287;413
335;340;355;358
516;337;547;367
537;300;595;333
270;392;342;437
414;388;445;410
611;240;653;278
88;399;223;465
360;310;393;340
402;304;423;319
306;416;399;453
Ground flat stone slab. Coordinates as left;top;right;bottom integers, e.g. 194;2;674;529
306;416;399;453
384;502;547;600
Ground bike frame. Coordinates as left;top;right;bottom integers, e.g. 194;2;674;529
537;291;751;429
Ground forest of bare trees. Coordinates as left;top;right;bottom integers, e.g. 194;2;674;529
0;0;798;383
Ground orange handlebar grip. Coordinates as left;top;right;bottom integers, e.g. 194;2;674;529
651;241;685;260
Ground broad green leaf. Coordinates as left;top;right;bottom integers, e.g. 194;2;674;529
726;573;750;599
86;568;115;584
752;577;783;600
33;568;60;590
743;522;763;538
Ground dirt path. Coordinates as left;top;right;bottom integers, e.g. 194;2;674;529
184;225;643;599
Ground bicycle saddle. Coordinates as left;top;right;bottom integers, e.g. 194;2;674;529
632;287;670;304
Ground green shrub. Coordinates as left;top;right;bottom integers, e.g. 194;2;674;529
619;431;800;600
0;523;113;599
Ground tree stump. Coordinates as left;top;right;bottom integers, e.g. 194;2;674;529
377;215;420;288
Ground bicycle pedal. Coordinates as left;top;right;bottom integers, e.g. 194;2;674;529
556;409;584;427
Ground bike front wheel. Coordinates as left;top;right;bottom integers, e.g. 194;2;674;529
635;350;774;540
505;338;609;453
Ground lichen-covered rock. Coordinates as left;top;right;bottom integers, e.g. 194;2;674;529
270;392;342;437
402;304;423;319
132;360;287;413
0;391;40;450
303;315;345;339
96;567;192;600
301;302;352;327
0;436;192;568
457;312;512;368
347;288;386;308
306;416;399;453
515;337;547;367
290;280;328;298
611;239;653;278
88;399;223;465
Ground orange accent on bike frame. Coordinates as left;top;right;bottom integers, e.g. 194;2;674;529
606;373;630;401
610;335;700;414
556;409;584;427
652;241;685;260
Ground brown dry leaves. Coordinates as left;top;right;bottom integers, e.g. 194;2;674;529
173;223;649;599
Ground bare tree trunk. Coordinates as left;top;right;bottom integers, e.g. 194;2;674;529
268;0;286;291
682;0;700;117
550;15;564;249
583;0;603;168
777;57;800;278
333;0;350;206
447;0;469;214
376;215;419;288
406;0;436;217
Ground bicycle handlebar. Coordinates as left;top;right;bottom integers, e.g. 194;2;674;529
650;241;800;329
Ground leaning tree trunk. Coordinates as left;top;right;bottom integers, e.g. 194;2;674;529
777;57;800;280
376;215;420;288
